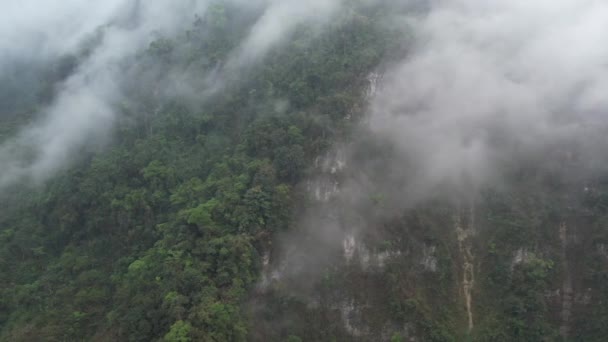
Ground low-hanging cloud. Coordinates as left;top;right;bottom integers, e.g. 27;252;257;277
228;0;343;67
276;0;608;268
0;0;124;62
0;0;350;193
4;0;605;201
201;0;345;96
365;0;608;200
259;0;608;303
0;0;213;192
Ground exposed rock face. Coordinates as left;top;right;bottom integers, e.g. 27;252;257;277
343;234;357;262
250;69;608;341
366;72;381;101
421;244;438;272
340;300;364;337
456;205;475;332
511;248;533;271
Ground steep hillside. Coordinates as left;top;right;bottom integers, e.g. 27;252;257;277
0;2;397;341
1;1;608;342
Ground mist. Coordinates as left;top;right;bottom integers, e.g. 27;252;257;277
3;1;608;339
226;0;343;68
366;0;608;200
3;0;607;281
0;0;346;193
262;0;608;295
0;0;124;62
0;1;213;191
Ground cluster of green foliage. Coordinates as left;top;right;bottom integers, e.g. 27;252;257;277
472;186;557;340
0;2;394;341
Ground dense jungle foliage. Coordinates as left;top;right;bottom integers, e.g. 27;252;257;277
3;2;608;342
0;2;396;341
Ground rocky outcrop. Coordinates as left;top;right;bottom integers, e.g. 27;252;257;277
456;205;475;332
